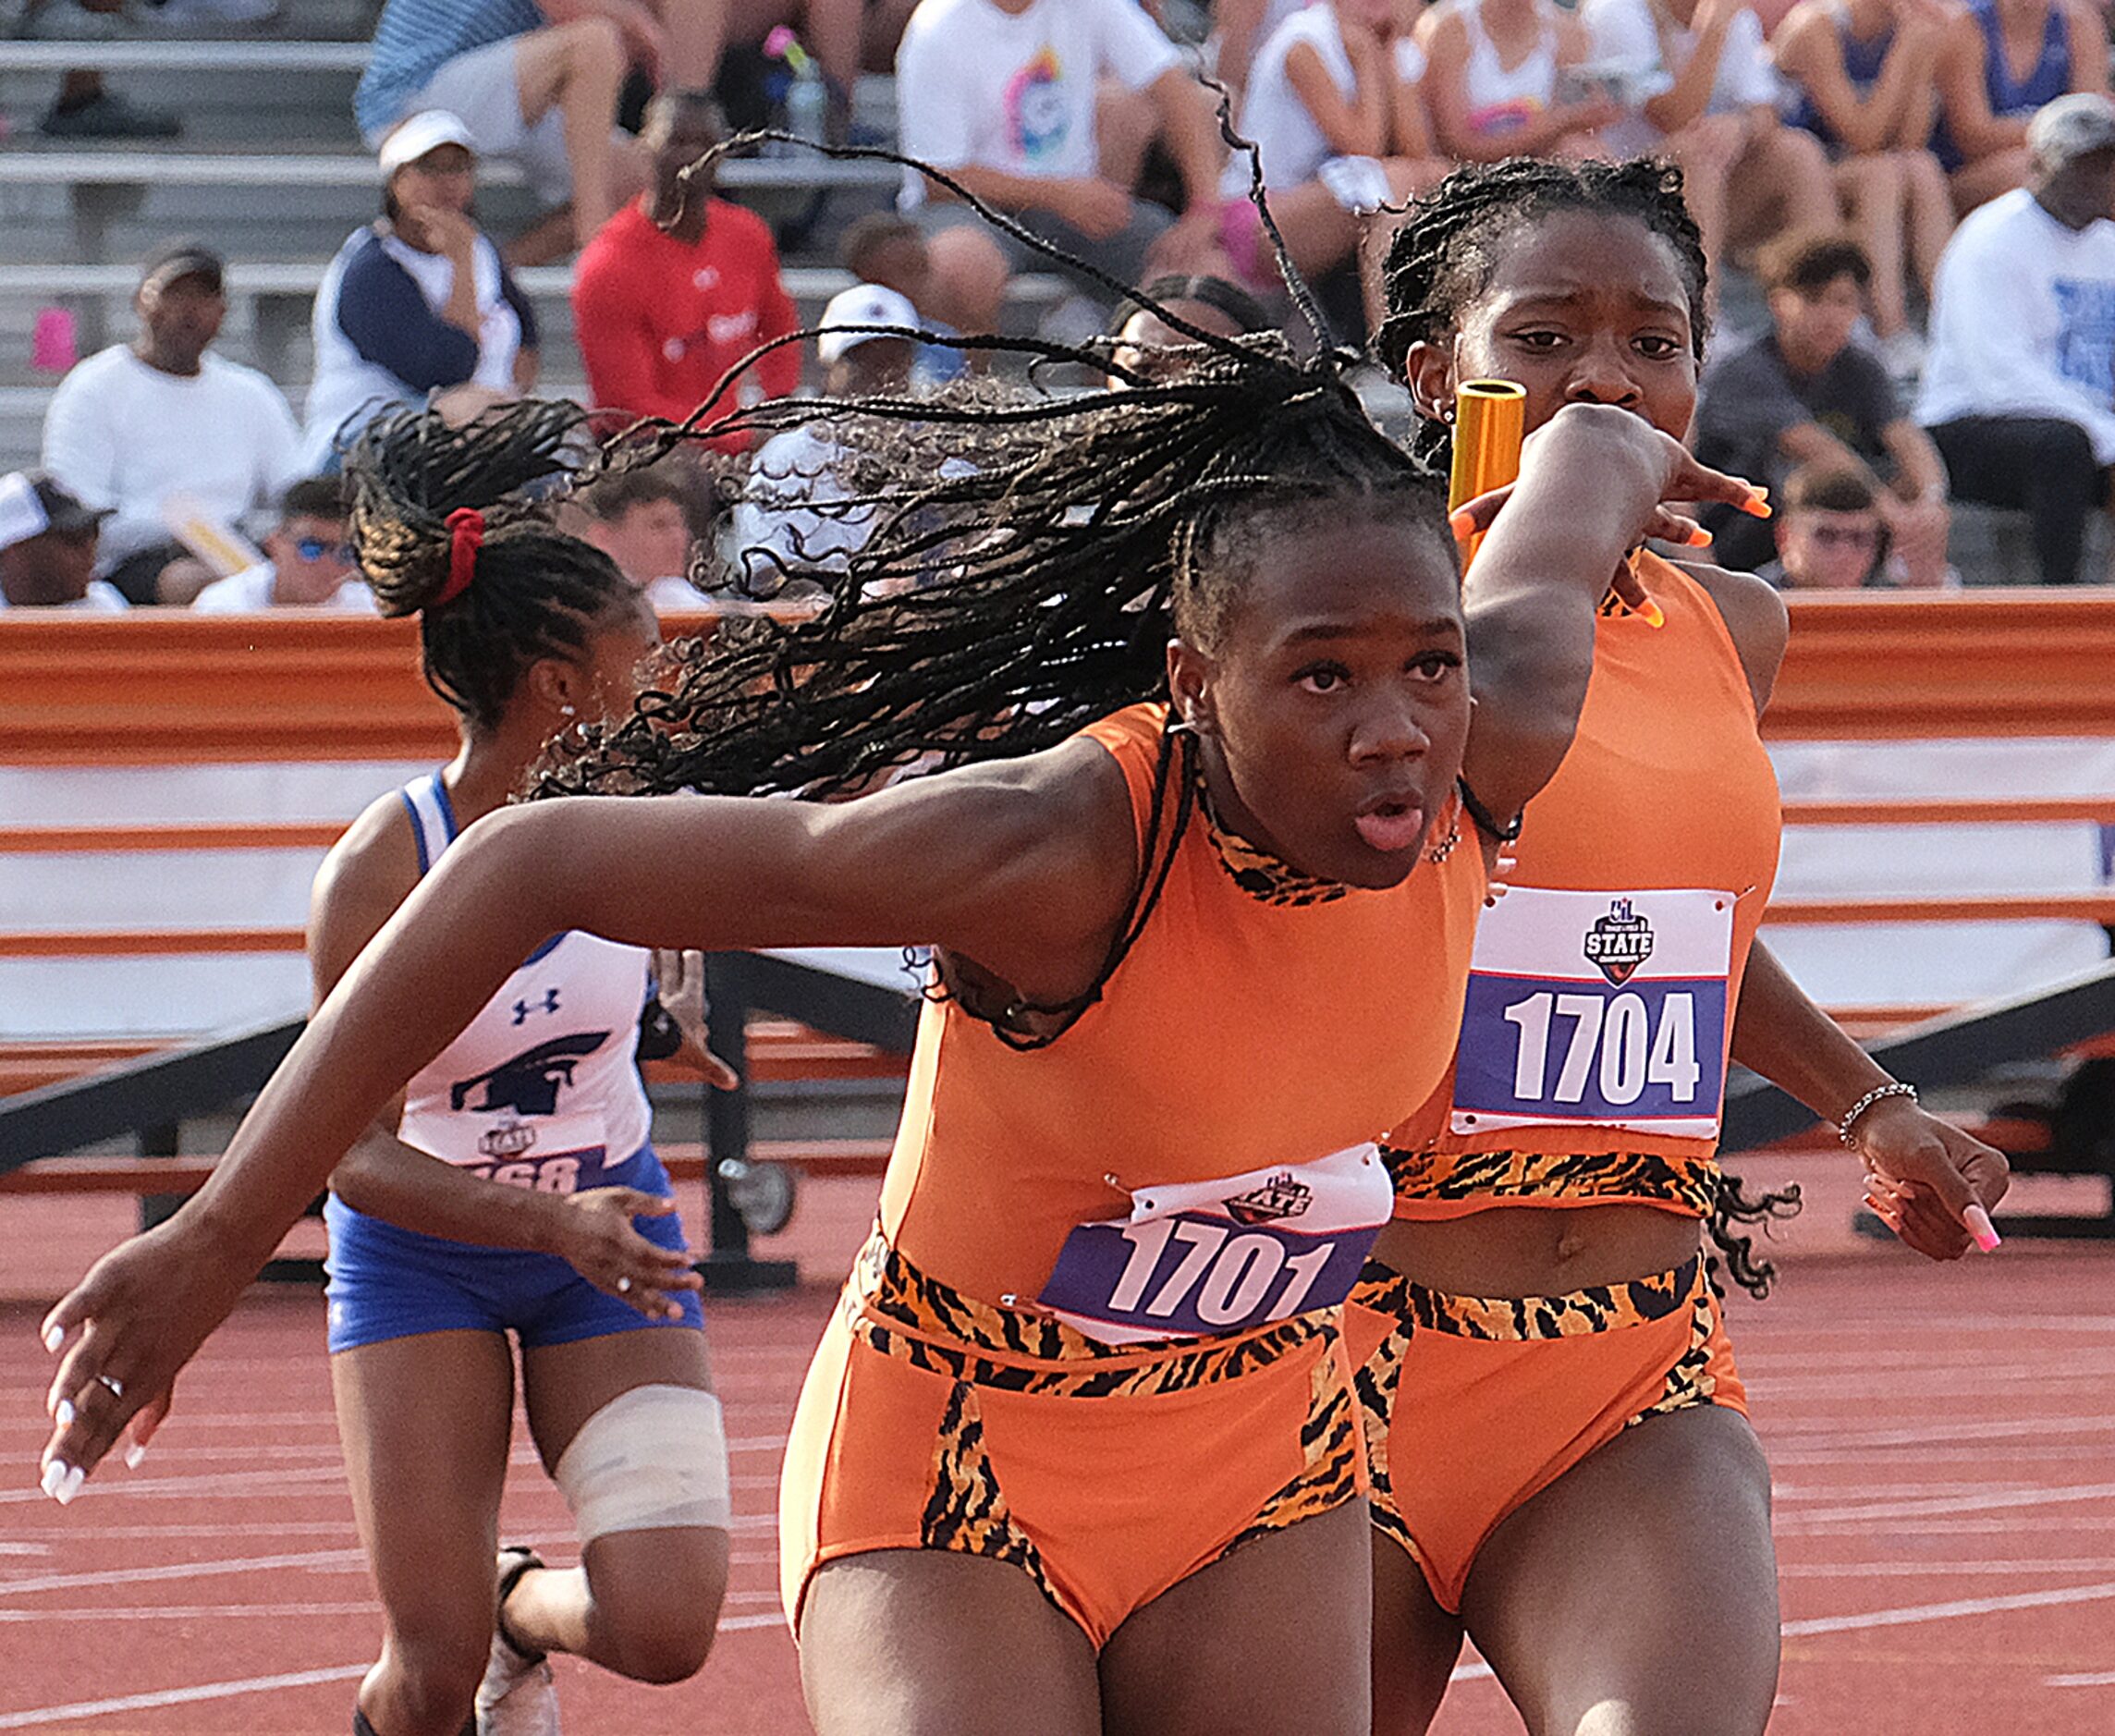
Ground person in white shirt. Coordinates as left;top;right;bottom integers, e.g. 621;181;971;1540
1916;92;2115;584
578;468;714;614
301;113;541;475
0;471;128;611
191;479;378;613
1580;0;1835;280
40;241;302;606
731;284;923;593
895;0;1229;332
1221;0;1448;287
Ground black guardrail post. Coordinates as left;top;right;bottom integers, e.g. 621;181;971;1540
697;953;797;1294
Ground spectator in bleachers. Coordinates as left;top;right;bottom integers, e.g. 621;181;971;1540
1933;0;2107;214
1757;461;1892;587
0;472;125;610
894;0;1229;332
572;92;801;450
1417;0;1615;164
1582;0;1836;284
577;467;713;610
1105;273;1273;385
189;479;377;613
1775;0;1954;376
730;284;922;591
839;214;970;385
300;115;542;474
1219;0;1449;287
1694;232;1951;583
354;0;707;262
1916;93;2115;585
41;242;301;606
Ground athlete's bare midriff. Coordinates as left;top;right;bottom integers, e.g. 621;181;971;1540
1372;1199;1705;1299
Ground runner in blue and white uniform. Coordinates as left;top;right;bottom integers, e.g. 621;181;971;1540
303;402;731;1736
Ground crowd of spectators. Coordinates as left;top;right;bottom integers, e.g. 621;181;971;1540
19;0;2115;601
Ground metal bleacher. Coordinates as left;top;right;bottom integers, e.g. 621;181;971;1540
0;4;1064;471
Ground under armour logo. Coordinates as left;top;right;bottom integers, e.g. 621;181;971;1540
512;988;561;1024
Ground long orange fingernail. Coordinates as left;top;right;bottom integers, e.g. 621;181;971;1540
1638;598;1666;628
1738;487;1772;520
1684;524;1712;547
1449;508;1475;539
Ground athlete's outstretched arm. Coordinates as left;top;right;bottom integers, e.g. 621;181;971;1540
1730;940;2009;1258
39;746;1137;1489
1454;403;1762;835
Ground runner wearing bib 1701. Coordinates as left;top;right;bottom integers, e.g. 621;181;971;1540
38;307;1771;1735
1356;156;2011;1736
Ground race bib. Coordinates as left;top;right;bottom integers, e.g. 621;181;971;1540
1450;887;1735;1141
1036;1143;1392;1345
457;1143;617;1195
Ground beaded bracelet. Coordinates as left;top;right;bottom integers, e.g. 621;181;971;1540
1837;1081;1918;1149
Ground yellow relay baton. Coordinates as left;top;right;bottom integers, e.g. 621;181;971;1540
1446;380;1525;571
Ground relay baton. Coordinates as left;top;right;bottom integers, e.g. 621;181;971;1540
1447;380;1526;570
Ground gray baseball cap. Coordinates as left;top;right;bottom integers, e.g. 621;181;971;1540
2027;93;2115;166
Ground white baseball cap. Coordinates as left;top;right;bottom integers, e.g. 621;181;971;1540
817;284;921;364
2027;92;2115;166
378;110;478;179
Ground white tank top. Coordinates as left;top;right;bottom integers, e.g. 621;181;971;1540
393;773;655;1193
1224;4;1357;197
1458;0;1558;137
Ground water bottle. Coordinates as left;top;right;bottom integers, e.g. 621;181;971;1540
785;66;827;148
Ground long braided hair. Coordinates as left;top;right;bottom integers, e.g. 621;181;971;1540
1374;154;1799;1297
507;134;1454;1038
348;400;639;732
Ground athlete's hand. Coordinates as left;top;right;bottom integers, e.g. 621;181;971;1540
549;1188;703;1320
1853;1096;2011;1260
652;948;740;1089
40;1217;251;1498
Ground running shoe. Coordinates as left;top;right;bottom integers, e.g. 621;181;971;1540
475;1547;560;1736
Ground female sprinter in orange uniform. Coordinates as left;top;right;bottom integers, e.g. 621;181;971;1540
1354;155;2011;1736
40;300;1759;1735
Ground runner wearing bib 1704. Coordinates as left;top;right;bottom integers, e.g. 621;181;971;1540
1358;156;2011;1736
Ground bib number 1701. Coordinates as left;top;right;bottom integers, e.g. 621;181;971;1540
1107;1218;1339;1326
1502;990;1700;1106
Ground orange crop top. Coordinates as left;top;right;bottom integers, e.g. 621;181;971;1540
879;703;1488;1333
1385;556;1781;1220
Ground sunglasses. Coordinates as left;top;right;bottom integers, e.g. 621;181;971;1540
295;536;356;564
1806;524;1880;550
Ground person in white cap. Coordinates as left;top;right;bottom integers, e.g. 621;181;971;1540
1916;91;2115;582
353;0;674;262
300;114;544;474
0;472;127;610
730;283;928;593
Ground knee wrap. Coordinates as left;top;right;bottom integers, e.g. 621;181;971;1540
553;1384;731;1543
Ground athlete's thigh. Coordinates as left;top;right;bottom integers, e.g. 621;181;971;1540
800;1548;1102;1736
1461;1404;1778;1736
1099;1501;1371;1736
1371;1530;1466;1736
332;1329;517;1643
520;1326;726;1609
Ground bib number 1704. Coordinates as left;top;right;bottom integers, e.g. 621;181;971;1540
1502;990;1700;1106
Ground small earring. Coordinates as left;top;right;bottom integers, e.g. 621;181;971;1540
1441;402;1457;424
560;703;577;718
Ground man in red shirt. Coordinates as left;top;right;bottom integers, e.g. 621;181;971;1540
572;93;801;447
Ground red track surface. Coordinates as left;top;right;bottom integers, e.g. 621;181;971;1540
3;1171;2112;1735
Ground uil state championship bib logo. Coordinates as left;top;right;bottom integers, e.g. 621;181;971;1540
1583;899;1655;984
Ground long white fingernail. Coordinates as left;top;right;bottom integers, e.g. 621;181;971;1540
42;1324;63;1353
54;1400;74;1429
57;1465;84;1504
40;1461;67;1500
124;1442;147;1470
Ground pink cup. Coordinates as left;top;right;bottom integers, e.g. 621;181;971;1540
31;307;78;374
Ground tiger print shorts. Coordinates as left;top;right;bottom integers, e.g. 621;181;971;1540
778;1231;1363;1647
1342;1254;1745;1614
